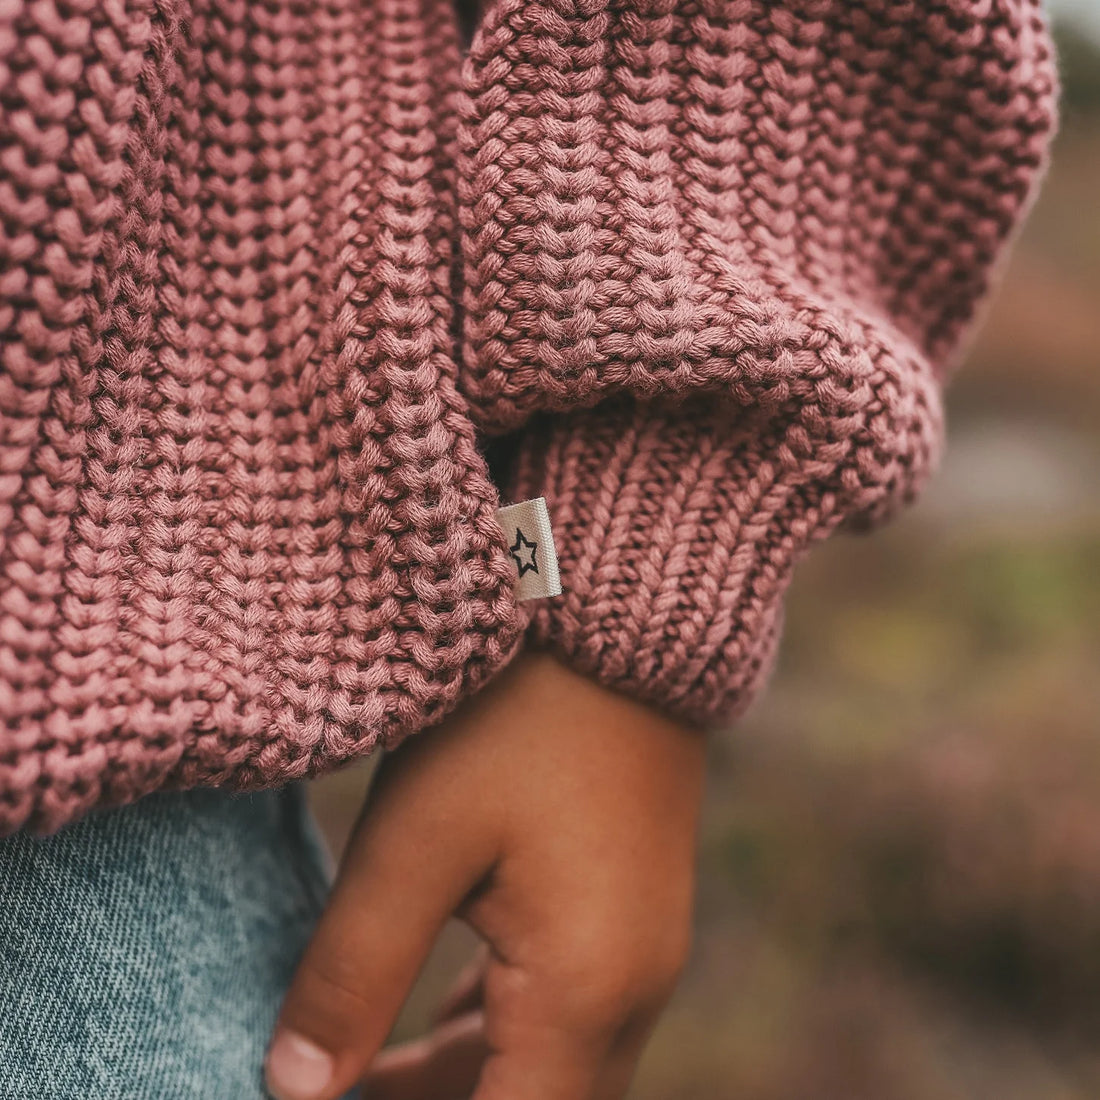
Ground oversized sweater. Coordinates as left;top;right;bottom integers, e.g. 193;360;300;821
0;0;1056;833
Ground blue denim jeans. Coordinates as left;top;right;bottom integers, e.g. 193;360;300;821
0;785;334;1099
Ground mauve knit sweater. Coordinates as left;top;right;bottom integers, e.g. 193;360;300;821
0;0;1056;833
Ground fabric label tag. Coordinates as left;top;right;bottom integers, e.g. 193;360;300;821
495;497;563;602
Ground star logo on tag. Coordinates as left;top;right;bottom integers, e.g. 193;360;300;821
495;498;561;601
509;527;539;577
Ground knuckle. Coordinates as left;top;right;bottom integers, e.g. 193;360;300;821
645;926;691;1001
557;917;692;1026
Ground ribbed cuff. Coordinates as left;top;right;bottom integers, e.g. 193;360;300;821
501;396;853;727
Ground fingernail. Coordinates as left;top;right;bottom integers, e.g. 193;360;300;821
265;1029;335;1100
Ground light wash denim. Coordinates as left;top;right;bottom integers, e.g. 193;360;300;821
0;785;336;1099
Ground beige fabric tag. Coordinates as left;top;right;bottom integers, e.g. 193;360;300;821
495;497;562;601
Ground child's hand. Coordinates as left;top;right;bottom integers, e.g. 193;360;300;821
265;651;707;1100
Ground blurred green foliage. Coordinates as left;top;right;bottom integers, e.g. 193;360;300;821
1054;22;1100;117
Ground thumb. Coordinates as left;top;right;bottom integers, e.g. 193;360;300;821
264;746;496;1100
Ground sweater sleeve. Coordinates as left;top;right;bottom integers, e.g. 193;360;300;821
496;376;940;726
454;0;1056;724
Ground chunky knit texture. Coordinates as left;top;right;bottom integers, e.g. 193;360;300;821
0;0;1056;833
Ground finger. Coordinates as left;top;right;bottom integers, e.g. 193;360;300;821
468;1001;654;1100
266;747;497;1100
365;1008;646;1100
364;998;650;1100
433;944;489;1025
469;972;610;1100
590;1017;656;1100
471;1040;605;1100
363;1010;488;1099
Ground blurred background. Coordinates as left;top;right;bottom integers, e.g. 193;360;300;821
311;8;1100;1096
